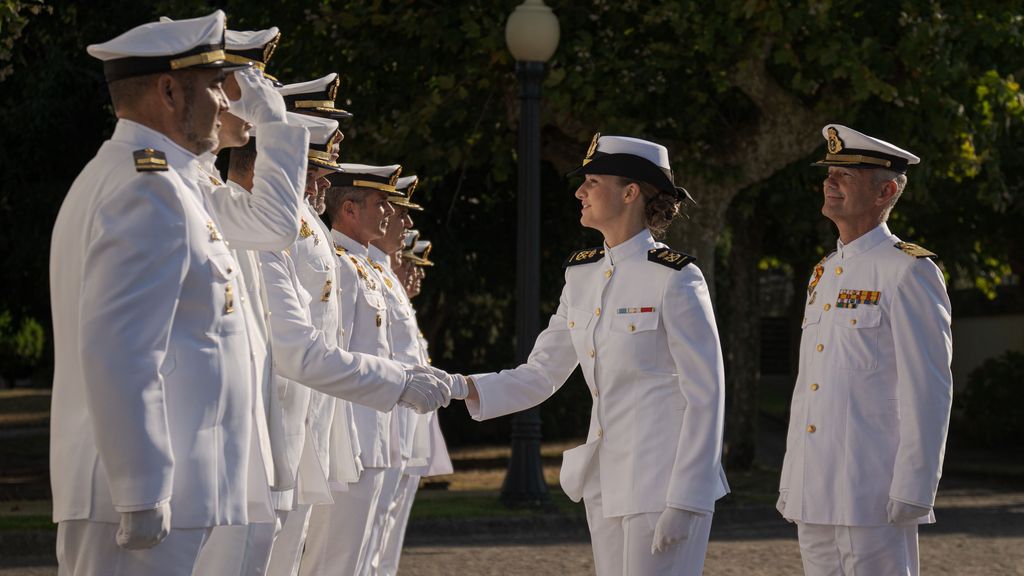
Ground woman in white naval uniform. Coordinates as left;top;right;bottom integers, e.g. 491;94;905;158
447;135;729;575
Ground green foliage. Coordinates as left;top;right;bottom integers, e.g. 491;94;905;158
0;311;44;380
0;0;50;80
3;0;1024;445
957;350;1024;448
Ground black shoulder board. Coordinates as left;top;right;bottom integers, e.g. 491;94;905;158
648;247;695;270
133;148;168;172
563;247;605;267
894;242;937;259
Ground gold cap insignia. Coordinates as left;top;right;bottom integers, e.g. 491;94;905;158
263;32;281;65
826;127;844;154
582;132;600;166
390;166;402;187
328;76;340;102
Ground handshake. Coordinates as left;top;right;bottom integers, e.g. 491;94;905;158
396;365;470;414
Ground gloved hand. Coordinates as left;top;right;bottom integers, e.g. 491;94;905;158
227;67;287;125
411;365;469;400
651;506;699;554
397;368;451;413
887;498;930;524
116;502;170;549
775;490;793;523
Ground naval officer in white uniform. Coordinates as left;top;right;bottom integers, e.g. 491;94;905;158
434;134;730;575
778;125;953;576
49;11;287;576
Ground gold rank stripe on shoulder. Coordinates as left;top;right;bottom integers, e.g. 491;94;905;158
647;247;694;270
894;242;937;259
133;148;168;172
563;247;605;268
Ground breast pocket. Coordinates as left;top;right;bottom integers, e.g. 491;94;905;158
209;251;246;334
834;307;882;370
609;311;660;371
567;306;595;356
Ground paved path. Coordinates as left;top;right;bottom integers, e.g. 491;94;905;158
4;487;1022;575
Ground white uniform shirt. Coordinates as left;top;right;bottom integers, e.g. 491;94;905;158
467;228;729;517
332;231;396;470
405;334;453;477
50;120;261;528
779;223;953;526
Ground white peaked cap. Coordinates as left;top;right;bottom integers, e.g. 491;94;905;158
567;132;692;202
286;112;339;146
225;27;280;51
278;73;338;97
89;10;236;82
813;124;920;173
327;163;404;194
597;136;671;171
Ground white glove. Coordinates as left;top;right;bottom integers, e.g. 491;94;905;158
412;365;469;400
651;506;699;554
775;490;794;523
398;368;451;413
227;67;287;125
116;502;170;549
887;498;930;524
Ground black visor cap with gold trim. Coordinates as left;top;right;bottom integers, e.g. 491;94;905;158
326;171;405;195
283;87;353;120
811;148;911;173
567;152;692;203
102;43;246;83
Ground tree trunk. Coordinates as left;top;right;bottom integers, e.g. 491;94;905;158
723;203;762;469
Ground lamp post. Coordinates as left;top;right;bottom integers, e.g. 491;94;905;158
501;0;560;508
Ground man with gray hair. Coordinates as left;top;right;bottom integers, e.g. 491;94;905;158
777;124;954;576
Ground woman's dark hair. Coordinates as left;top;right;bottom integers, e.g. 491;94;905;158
618;177;681;238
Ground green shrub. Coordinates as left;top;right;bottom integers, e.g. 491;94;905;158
958;350;1024;448
0;311;45;381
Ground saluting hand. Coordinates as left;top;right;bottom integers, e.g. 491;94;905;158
227;67;287;125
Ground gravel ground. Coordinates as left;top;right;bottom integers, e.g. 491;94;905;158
3;487;1022;575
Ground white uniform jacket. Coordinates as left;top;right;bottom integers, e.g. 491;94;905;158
368;246;422;467
50;120;257;528
332;230;396;470
258;219;408;502
779;223;953;526
406;334;453;477
468;229;728;517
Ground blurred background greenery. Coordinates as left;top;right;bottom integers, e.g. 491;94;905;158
1;0;1022;478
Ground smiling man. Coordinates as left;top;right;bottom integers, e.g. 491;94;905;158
777;124;954;576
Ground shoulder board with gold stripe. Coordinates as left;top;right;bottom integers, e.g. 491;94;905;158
563;247;605;268
894;242;937;259
647;247;695;270
133;148;168;172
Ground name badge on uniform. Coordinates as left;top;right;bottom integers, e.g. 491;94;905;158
836;289;880;309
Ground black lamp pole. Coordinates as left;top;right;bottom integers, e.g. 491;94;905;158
500;60;550;507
